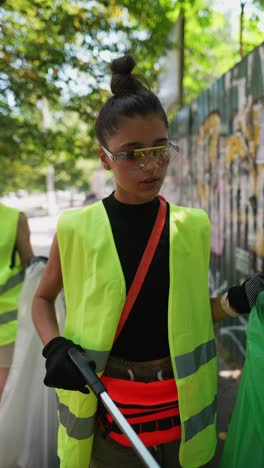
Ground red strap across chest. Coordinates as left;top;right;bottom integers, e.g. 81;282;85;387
114;195;167;342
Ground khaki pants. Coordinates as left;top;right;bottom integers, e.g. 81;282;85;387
90;423;182;468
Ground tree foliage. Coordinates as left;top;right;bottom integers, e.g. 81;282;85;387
0;0;263;194
182;0;239;104
252;0;264;8
0;0;176;193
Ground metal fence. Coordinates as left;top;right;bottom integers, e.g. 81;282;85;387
165;42;264;364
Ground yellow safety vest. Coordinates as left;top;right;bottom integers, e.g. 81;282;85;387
56;200;217;468
0;204;24;346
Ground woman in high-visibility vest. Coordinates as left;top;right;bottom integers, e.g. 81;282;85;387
0;204;33;399
32;55;263;468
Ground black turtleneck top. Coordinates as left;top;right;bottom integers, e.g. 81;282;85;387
102;193;170;362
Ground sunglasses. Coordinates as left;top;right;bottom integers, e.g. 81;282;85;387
102;141;180;170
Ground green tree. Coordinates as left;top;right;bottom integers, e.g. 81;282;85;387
183;0;240;104
0;0;176;194
0;0;263;194
252;0;264;8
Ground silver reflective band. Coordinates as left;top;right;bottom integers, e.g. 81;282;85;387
58;401;95;440
0;309;18;325
175;339;216;379
57;349;110;440
0;270;25;295
184;396;217;441
83;348;110;374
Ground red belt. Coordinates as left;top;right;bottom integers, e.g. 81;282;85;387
98;376;181;447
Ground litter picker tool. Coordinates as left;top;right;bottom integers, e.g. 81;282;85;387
68;348;161;468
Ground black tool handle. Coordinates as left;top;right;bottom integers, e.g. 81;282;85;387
68;347;106;397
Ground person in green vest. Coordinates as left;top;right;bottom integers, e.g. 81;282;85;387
0;203;33;399
32;55;263;468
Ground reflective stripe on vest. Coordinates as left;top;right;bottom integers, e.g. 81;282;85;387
173;337;217;442
83;348;109;374
0;270;24;295
57;201;217;468
184;396;217;441
58;400;96;440
57;348;109;441
0;309;17;325
175;338;216;379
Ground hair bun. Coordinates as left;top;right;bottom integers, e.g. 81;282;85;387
110;55;143;95
110;55;136;76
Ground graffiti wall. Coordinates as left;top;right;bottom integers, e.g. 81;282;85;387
165;42;264;363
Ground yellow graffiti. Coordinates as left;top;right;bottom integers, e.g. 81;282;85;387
225;134;248;164
198;113;221;161
252;233;264;256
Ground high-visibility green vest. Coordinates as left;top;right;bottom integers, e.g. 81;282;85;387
0;204;24;346
57;200;217;468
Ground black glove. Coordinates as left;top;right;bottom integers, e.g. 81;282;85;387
227;275;264;314
42;337;90;394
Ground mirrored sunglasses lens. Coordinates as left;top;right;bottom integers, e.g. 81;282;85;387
158;147;170;161
115;146;175;170
134;147;170;166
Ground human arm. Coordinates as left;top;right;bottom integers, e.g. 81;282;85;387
210;297;230;322
32;234;89;393
210;275;264;322
16;212;34;268
32;234;62;345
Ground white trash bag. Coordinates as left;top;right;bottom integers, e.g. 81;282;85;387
0;259;65;468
